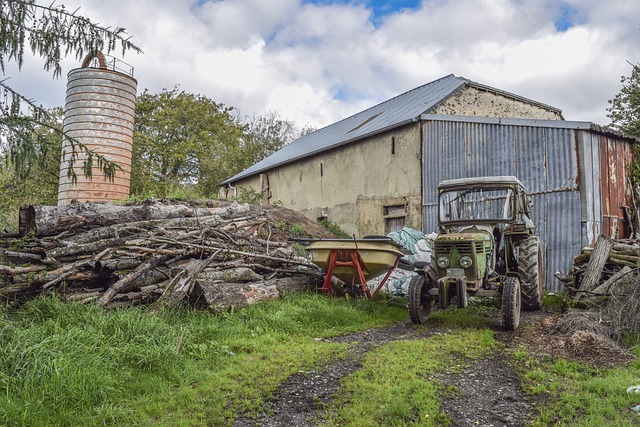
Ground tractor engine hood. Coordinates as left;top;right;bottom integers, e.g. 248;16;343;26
436;230;493;243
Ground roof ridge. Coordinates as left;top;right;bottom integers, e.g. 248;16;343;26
301;74;465;137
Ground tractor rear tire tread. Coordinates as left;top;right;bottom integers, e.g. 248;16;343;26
518;235;544;311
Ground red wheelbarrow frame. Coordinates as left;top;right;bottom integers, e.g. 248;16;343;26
321;248;400;299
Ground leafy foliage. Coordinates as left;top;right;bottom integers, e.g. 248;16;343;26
237;186;263;204
131;87;246;198
607;62;640;138
241;111;297;166
0;107;62;231
131;88;298;199
0;0;141;180
607;62;640;188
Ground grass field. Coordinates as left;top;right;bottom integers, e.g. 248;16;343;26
0;293;638;426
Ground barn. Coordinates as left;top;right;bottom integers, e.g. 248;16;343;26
221;74;636;291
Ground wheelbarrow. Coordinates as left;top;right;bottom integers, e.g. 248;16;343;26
300;237;404;298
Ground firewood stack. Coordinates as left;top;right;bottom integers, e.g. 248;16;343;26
0;200;328;311
564;234;640;304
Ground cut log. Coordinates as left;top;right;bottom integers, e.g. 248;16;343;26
590;266;634;296
2;250;44;263
581;247;640;268
190;280;280;312
0;264;48;275
98;253;177;306
197;267;263;284
153;249;227;308
265;276;319;295
23;202;219;237
150;237;318;268
612;242;640;255
1;200;336;306
47;238;125;259
579;235;614;292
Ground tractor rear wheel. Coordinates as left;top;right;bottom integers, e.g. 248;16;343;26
408;274;433;324
502;276;521;330
518;236;544;311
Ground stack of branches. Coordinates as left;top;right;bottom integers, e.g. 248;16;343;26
560;234;640;342
0;200;325;311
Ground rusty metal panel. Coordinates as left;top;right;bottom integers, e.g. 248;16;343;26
600;135;613;237
599;134;635;239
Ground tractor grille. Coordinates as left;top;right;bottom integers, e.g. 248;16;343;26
436;241;473;256
435;241;486;256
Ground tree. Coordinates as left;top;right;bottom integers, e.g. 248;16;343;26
240;111;297;165
132;89;304;200
0;0;141;180
131;88;246;198
607;62;640;138
0;107;62;230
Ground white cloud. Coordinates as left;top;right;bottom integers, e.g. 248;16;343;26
8;0;640;128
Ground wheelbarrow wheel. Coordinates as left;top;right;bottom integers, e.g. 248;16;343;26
408;275;433;324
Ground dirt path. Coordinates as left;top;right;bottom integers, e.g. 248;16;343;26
234;318;531;426
233;308;628;426
233;322;437;426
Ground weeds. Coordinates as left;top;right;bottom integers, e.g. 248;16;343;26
237;187;263;204
319;219;350;238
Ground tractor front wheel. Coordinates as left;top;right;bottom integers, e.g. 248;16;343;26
502;276;521;330
408;274;433;324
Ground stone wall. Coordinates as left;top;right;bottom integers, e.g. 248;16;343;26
433;86;562;120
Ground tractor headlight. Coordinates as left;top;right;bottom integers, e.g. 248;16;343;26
437;256;450;268
459;256;473;268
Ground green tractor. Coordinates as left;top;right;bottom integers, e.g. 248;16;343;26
408;176;544;330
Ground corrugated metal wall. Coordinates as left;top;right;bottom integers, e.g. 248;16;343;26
420;115;634;292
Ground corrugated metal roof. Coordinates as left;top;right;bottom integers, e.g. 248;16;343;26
223;74;565;185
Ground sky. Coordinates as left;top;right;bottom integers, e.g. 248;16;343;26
7;0;640;131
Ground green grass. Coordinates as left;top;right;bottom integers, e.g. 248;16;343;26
0;293;407;426
323;328;497;426
1;292;638;426
505;295;640;426
517;349;640;426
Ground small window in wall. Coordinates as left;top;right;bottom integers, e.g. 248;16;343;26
320;162;323;177
391;136;396;155
383;204;406;233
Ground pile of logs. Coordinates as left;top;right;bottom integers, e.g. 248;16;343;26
0;200;329;311
564;234;640;303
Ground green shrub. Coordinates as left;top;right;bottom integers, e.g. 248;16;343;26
319;219;350;238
